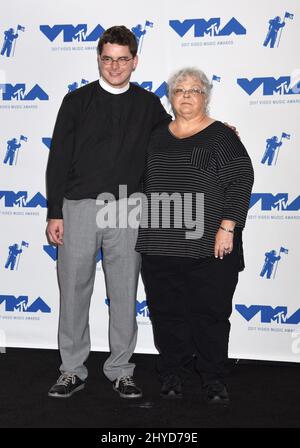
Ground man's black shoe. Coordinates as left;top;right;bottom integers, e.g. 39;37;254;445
160;374;183;399
113;376;142;398
48;373;85;398
203;380;230;405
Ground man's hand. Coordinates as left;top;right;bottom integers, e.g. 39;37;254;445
224;122;240;139
46;219;64;245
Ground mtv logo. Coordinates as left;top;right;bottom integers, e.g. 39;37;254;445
0;295;51;313
249;193;300;211
169;17;246;37
0;191;47;208
0;84;49;100
236;304;300;324
40;24;104;42
237;76;299;96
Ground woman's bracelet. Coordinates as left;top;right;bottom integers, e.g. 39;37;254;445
219;225;234;234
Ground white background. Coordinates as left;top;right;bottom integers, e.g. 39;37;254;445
0;0;299;362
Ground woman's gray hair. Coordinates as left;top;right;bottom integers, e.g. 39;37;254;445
167;67;212;114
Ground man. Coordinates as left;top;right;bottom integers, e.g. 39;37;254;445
46;26;171;399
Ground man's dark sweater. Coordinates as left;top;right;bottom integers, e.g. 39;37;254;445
46;81;170;219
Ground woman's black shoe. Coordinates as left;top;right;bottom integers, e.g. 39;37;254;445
160;374;183;399
203;380;230;405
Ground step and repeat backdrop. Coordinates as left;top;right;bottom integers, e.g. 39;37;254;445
1;0;299;361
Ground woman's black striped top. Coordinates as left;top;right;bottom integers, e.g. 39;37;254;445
135;120;254;259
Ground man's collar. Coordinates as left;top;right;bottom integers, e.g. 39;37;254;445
99;77;130;94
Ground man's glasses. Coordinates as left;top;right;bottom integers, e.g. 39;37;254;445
100;56;134;66
172;88;205;96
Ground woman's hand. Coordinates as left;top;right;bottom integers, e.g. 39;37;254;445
214;229;233;259
214;220;235;259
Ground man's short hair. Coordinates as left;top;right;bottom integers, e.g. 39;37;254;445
97;26;138;57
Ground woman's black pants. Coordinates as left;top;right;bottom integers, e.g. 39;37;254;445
141;240;241;384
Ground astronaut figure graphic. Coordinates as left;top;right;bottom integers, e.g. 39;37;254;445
260;247;288;279
5;244;23;270
3;138;21;165
260;250;281;279
1;28;18;57
3;135;27;166
261;136;282;166
261;132;290;166
131;24;146;45
131;21;153;53
67;79;89;93
263;16;285;48
4;241;29;270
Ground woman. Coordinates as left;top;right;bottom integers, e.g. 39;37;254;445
135;68;254;404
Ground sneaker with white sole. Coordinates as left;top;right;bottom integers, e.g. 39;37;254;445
113;376;142;399
48;373;85;398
